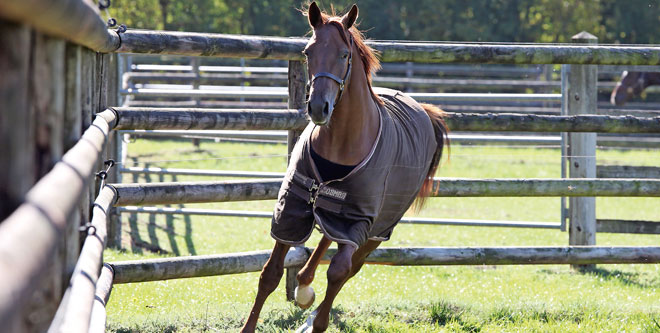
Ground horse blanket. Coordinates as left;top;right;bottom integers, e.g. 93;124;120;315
270;88;437;249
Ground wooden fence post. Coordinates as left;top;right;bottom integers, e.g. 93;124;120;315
0;21;32;222
63;42;83;293
106;53;123;249
562;32;598;270
285;60;307;301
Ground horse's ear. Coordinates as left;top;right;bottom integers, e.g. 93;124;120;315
341;4;358;30
308;2;322;28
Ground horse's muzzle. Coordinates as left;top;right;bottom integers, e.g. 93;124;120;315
307;98;333;125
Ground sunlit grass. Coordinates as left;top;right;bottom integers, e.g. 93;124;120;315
107;138;660;332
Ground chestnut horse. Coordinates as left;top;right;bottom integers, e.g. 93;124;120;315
611;71;660;105
241;3;449;332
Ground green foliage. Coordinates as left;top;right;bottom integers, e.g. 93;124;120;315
111;0;660;44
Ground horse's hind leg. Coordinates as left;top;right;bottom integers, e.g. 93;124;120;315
295;236;332;308
296;242;355;332
300;240;381;332
241;241;291;333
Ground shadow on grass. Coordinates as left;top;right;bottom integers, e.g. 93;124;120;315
258;306;354;332
539;267;660;289
261;306;309;331
127;163;144;254
121;165;199;256
586;267;660;288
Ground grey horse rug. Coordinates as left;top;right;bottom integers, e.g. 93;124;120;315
271;88;437;249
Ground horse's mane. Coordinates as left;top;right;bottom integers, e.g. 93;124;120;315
303;5;383;105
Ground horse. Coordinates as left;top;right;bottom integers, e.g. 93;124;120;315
241;3;449;332
610;71;660;106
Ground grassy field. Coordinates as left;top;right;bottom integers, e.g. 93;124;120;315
106;137;660;332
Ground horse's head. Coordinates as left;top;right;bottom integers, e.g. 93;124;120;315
303;2;358;125
611;71;646;106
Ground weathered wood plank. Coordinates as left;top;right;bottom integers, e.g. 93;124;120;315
116;31;307;59
430;178;660;197
113;107;308;131
0;110;116;329
111;247;310;284
444;113;660;134
48;186;116;333
597;165;660;179
116;30;660;65
112;108;660;133
110;178;660;206
285;60;307;301
356;246;660;265
565;33;597;267
25;32;68;332
111;179;283;206
0;0;119;52
78;48;96;257
62;41;84;333
597;219;660;234
88;264;115;333
0;20;32;221
110;246;660;283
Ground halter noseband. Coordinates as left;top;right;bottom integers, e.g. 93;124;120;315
306;34;354;107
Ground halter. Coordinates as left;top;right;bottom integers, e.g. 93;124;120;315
306;34;354;107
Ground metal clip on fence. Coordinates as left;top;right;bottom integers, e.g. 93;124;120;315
97;0;127;32
96;159;116;189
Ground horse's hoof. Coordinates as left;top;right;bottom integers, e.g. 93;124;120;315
294;285;315;309
295;310;317;333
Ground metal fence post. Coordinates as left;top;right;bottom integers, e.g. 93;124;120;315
285;60;307;301
563;32;598;270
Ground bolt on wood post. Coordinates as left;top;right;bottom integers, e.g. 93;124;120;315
562;31;598;271
285;60;307;301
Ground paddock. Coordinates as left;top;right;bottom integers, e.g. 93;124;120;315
1;1;660;331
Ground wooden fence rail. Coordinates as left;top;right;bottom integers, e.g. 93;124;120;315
111;107;660;133
88;264;115;333
110;246;660;284
112;107;308;131
0;110;116;328
0;0;119;52
446;113;660;133
111;248;310;284
115;30;660;65
110;178;660;206
111;179;282;206
49;185;117;333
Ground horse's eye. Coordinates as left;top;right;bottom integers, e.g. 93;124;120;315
341;52;348;59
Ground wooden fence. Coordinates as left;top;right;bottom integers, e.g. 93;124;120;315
109;246;660;284
0;0;122;331
2;1;660;331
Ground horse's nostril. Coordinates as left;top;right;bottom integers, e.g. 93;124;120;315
323;101;329;115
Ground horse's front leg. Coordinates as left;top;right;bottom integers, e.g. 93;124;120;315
295;236;332;309
241;241;291;333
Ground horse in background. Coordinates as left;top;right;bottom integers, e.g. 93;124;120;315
610;71;660;105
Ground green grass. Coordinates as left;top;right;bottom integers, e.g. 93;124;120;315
107;138;660;332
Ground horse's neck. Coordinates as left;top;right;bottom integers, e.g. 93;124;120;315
311;61;380;166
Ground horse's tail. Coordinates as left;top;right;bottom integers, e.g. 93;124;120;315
414;103;450;211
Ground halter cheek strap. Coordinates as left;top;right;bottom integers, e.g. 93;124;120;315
306;35;354;107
